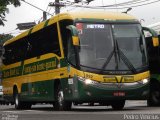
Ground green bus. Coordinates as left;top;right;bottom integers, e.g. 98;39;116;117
1;11;158;110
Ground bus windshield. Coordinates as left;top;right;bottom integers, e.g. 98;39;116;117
76;23;148;73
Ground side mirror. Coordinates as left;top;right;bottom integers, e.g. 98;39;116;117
152;37;159;47
67;25;80;46
143;27;159;47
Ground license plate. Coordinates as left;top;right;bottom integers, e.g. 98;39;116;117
113;92;125;96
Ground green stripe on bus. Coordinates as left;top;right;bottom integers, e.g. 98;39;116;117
28;28;33;35
23;57;57;75
2;57;59;79
44;19;50;27
2;66;22;78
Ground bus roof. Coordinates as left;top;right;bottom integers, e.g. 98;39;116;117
57;11;137;21
4;11;138;46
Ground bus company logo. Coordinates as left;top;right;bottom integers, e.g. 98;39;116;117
86;24;105;29
103;76;124;88
115;76;126;88
115;76;123;83
103;76;123;83
104;75;134;84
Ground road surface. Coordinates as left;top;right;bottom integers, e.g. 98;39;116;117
0;101;160;120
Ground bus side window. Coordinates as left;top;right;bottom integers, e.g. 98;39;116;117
59;20;73;57
3;44;16;65
3;46;11;65
3;38;28;65
26;23;61;59
67;36;76;66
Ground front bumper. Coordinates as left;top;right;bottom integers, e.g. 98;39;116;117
65;77;149;102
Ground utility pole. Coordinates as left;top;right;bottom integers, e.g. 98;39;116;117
49;0;94;15
43;11;47;21
49;0;65;15
55;0;60;14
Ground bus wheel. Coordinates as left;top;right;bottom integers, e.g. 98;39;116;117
111;100;125;110
147;83;160;106
54;85;72;111
14;90;23;109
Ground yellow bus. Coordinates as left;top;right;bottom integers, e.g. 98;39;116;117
1;11;158;110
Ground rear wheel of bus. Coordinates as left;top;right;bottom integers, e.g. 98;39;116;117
54;84;72;111
111;100;125;110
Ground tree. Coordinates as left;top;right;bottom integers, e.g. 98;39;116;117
0;0;21;26
0;34;13;62
0;34;14;44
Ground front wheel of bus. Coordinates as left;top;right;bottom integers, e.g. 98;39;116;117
54;85;72;111
14;91;23;109
147;82;160;106
111;100;125;110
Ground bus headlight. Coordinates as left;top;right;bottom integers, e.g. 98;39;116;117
85;79;92;84
78;77;98;85
139;78;149;84
142;78;149;84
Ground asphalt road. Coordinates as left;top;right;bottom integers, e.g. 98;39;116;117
0;101;160;120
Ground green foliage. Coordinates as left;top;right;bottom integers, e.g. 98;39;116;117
0;34;14;44
0;0;21;26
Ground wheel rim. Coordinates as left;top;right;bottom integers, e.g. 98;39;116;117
15;94;19;107
58;90;64;107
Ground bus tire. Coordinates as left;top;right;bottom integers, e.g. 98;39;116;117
111;100;125;110
147;82;160;106
14;89;23;109
54;85;72;111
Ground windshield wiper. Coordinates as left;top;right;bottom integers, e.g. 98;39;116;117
79;50;114;72
99;50;114;74
116;40;137;74
99;40;137;74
